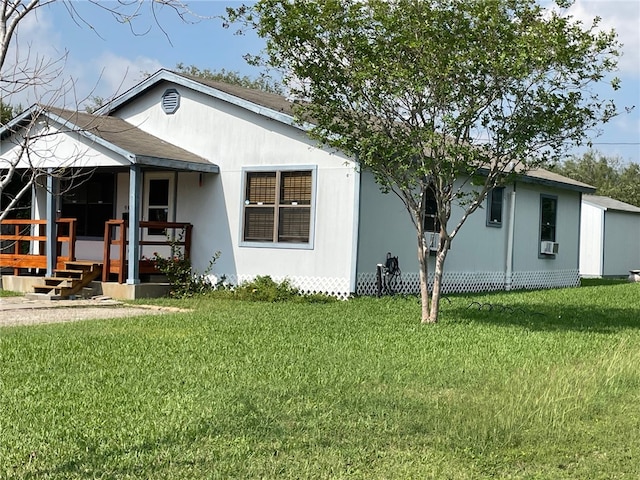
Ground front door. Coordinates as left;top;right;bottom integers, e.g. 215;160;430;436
142;173;175;256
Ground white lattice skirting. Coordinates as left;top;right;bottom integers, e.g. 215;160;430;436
217;269;579;299
221;274;352;299
356;269;580;296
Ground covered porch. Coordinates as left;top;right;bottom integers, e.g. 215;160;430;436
0;106;219;298
0;217;193;299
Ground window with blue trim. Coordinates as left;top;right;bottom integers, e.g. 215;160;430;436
486;187;504;227
540;195;557;242
243;170;312;243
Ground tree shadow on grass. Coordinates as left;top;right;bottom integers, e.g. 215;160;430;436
444;296;640;333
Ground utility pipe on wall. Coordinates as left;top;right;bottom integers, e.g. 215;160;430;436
505;185;517;291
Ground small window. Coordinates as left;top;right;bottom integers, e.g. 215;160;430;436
243;169;313;244
486;187;504;227
161;88;180;114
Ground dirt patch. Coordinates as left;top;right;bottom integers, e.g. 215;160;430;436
0;297;188;327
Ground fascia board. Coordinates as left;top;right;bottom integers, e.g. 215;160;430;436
0;105;41;140
135;155;219;173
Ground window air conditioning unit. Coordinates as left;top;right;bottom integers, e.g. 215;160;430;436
426;232;439;252
540;241;559;255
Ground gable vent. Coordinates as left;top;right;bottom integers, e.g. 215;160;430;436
161;88;180;114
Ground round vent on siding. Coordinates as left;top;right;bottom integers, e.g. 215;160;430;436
161;88;180;114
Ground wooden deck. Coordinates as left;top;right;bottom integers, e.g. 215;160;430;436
0;218;77;274
102;220;192;283
1;218;192;285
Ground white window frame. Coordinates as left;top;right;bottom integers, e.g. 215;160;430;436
239;165;317;249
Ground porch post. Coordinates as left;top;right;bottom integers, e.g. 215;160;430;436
45;169;58;276
127;164;142;284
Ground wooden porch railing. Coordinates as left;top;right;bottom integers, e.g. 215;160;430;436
102;219;193;283
0;218;77;275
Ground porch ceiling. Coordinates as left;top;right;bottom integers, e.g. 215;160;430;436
48;107;219;173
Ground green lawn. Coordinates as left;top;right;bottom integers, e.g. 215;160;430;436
2;283;640;479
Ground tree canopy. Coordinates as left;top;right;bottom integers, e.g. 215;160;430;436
174;64;283;94
230;0;620;322
553;151;640;207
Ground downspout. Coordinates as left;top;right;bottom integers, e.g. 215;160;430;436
505;184;517;291
349;161;361;295
600;208;606;277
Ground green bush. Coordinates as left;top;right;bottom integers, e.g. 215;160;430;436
233;275;336;303
233;275;300;302
149;232;223;298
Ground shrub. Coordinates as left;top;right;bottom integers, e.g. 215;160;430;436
233;276;337;303
233;275;300;302
149;232;223;298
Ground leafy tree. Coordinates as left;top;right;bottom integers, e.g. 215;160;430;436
0;101;16;124
84;96;105;114
229;0;620;323
174;63;283;94
553;151;640;206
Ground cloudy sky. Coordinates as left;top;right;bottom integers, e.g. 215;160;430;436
5;0;639;163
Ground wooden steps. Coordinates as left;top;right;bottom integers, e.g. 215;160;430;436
33;261;103;299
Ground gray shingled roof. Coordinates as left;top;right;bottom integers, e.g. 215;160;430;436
85;69;598;192
172;71;296;117
46;107;218;172
519;167;595;192
167;73;595;193
583;194;640;213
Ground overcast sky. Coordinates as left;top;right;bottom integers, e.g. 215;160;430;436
6;0;639;164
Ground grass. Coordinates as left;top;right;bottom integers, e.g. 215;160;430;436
2;283;640;479
0;288;21;297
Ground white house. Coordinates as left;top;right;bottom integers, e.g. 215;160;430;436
0;69;595;298
579;194;640;277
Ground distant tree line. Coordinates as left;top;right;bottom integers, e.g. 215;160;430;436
174;64;283;95
552;151;640;207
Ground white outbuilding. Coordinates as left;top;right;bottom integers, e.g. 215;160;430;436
580;194;640;278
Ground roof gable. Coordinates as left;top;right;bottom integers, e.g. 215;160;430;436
96;69;307;131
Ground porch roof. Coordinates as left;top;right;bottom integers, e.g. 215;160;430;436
6;105;219;173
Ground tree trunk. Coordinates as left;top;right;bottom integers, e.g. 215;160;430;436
417;228;432;324
428;239;449;323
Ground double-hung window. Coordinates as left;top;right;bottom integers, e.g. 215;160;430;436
242;168;314;245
